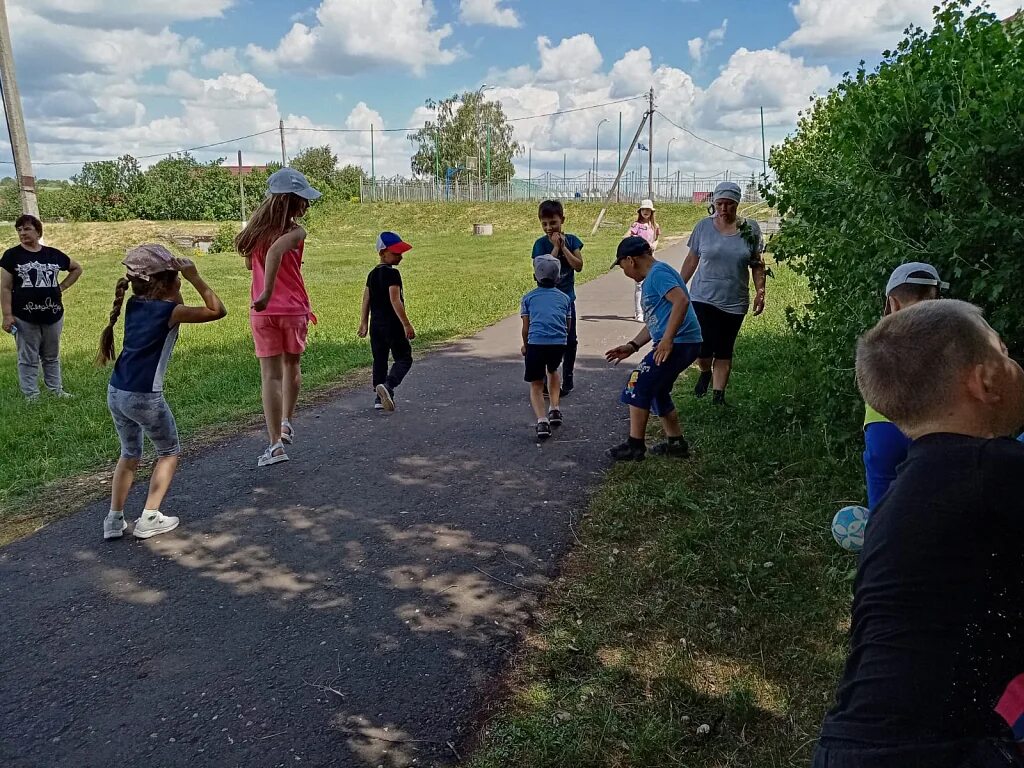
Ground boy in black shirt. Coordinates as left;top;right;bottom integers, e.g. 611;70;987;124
815;300;1024;768
358;232;415;411
1;214;83;399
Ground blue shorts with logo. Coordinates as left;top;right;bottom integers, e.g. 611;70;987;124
620;342;701;416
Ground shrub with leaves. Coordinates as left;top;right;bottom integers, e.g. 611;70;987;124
766;1;1024;431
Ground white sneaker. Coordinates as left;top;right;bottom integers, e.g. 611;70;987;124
375;384;395;412
133;510;179;539
103;513;127;540
54;390;74;399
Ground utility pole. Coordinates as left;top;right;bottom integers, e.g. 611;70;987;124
486;123;491;201
647;87;654;200
760;106;768;178
237;150;246;224
370;124;376;202
278;119;287;166
590;111;650;235
0;0;38;217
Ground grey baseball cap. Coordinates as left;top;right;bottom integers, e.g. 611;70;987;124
533;255;561;283
712;181;742;204
267;167;322;200
885;262;948;296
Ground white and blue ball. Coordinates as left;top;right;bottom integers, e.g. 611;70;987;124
831;505;869;552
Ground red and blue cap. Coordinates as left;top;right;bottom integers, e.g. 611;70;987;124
377;231;412;254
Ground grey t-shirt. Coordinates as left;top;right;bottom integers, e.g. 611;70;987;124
686;216;764;315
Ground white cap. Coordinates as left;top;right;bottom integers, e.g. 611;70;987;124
638;199;656;211
885;262;948;296
533;255;561;284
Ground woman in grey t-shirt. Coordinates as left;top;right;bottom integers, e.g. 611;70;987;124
679;181;766;405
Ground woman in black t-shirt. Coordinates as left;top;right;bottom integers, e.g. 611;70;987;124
0;214;83;399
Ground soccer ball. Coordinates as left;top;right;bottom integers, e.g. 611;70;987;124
831;505;869;552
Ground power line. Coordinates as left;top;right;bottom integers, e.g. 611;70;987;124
284;94;649;134
655;110;765;164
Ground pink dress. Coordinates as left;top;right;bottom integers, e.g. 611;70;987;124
629;221;660;247
249;238;315;358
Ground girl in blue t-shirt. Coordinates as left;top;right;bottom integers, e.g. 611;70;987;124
95;245;226;542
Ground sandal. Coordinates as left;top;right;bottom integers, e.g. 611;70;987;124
281;420;294;445
258;440;290;467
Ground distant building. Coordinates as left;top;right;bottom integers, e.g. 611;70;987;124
224;164;269;177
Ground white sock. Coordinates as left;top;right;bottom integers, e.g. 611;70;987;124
142;508;159;520
108;509;123;518
538;417;549;424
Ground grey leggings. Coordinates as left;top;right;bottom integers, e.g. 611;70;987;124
107;386;180;459
14;317;63;397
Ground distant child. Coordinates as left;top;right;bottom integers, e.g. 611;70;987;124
358;232;415;411
532;200;583;396
1;214;83;399
626;199;660;322
96;245;226;541
521;256;571;440
862;262;947;508
605;236;702;461
235;167;321;467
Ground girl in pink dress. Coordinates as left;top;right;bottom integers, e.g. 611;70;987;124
627;199;661;321
235;168;321;467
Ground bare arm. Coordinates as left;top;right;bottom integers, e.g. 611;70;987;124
59;259;83;292
252;227;305;310
652;225;661;252
562;246;584;272
1;270;13;332
357;286;371;336
521;316;530;355
680;248;700;283
389;284;415;339
170;262;227;325
605;323;652;364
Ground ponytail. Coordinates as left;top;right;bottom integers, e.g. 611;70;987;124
96;278;130;366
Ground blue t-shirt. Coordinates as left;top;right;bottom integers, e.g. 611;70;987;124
110;298;179;393
520;286;571;345
531;233;583;301
641;261;702;345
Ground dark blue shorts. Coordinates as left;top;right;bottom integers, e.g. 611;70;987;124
812;739;1024;768
619;342;701;416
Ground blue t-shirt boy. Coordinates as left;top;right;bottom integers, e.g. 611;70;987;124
531;233;584;301
641;261;702;345
521;286;571;345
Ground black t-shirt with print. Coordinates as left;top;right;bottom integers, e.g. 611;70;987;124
819;433;1024;750
366;264;404;326
0;244;71;324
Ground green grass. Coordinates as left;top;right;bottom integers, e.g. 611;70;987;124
0;201;710;514
467;263;861;767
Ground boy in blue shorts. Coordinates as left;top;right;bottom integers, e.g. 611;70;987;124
532;200;583;396
605;236;703;461
521;256;571;440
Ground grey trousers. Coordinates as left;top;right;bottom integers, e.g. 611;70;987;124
14;317;64;397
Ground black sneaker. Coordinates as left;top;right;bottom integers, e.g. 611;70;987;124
712;390;727;406
536;421;552;440
559;385;573;398
606;441;646;461
650;438;690;458
373;395;383;410
694;371;713;398
548;409;563;426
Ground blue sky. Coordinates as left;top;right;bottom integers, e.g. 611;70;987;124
5;0;1021;179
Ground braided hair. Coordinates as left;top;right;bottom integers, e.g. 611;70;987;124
96;272;177;365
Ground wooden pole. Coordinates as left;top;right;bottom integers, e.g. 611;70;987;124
590;112;649;235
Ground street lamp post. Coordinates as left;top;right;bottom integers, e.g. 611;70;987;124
595;118;609;193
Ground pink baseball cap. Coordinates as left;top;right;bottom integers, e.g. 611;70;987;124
123;244;180;281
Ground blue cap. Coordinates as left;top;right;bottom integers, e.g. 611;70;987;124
267;167;321;200
377;231;412;254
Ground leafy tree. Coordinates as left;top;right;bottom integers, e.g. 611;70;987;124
765;0;1024;431
290;145;338;192
137;154;237;220
72;155;144;221
408;90;523;180
335;164;366;201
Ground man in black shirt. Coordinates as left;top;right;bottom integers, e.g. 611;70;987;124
0;214;83;399
815;300;1024;768
357;231;415;412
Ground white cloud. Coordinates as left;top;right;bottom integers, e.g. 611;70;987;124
459;0;521;27
200;47;243;74
10;0;234;30
783;0;1022;54
246;0;459;76
536;34;603;82
688;18;727;64
688;37;704;63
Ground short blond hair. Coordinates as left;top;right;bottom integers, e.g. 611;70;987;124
856;300;995;429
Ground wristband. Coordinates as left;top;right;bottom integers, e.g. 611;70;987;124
627;340;640;352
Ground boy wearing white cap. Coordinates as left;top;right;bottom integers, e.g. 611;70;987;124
862;262;948;509
521;256;571;440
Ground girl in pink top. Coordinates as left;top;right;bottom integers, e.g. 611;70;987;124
235;168;321;467
626;200;661;321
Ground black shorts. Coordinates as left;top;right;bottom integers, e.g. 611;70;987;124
692;301;745;360
524;344;565;382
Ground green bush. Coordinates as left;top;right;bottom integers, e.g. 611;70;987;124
209;222;240;254
766;0;1024;432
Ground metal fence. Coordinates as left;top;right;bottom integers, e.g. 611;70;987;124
360;171;764;204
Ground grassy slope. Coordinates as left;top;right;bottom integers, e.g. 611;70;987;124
0;202;707;513
468;263;862;767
